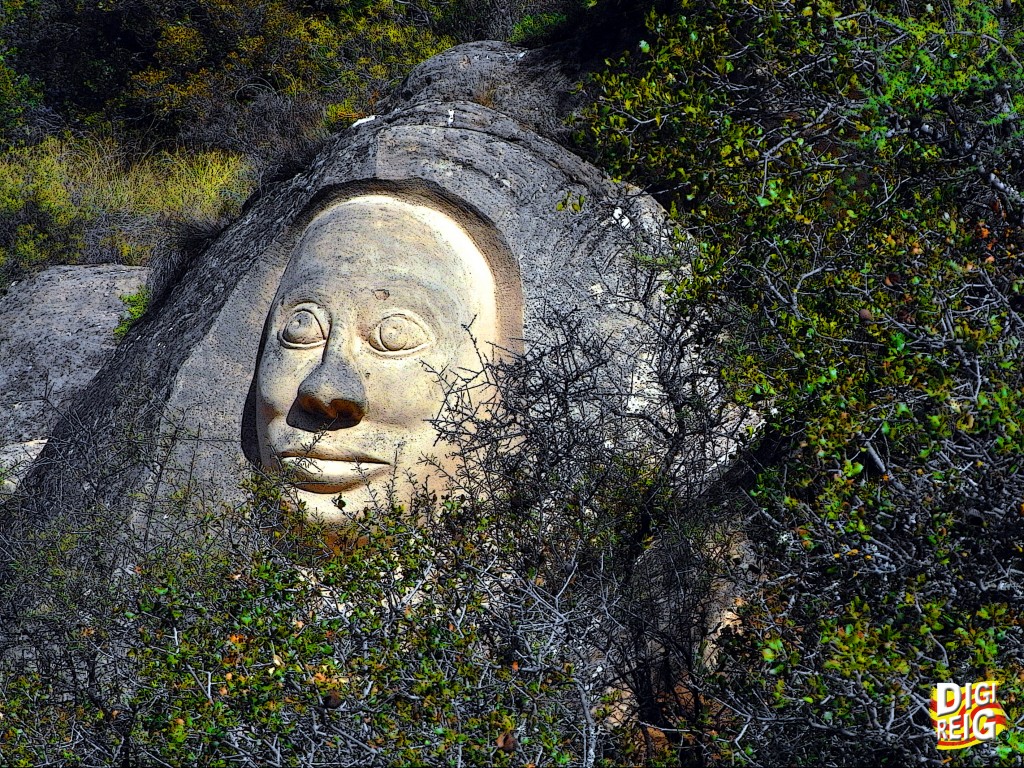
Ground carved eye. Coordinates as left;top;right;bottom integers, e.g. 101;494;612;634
280;306;327;347
368;313;432;354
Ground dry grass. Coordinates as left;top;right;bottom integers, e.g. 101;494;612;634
0;136;254;283
62;138;252;221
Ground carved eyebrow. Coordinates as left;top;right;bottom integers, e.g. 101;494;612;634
277;290;331;310
365;301;446;333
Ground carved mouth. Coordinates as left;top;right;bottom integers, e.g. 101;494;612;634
277;453;390;492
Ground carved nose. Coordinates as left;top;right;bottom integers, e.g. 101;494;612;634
296;355;367;428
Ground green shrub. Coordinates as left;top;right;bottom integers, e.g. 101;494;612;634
578;0;1024;764
509;12;569;44
114;287;151;340
1;0;458;148
0;45;36;143
0;474;652;764
0;138;84;286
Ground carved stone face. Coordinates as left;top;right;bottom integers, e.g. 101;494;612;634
255;195;500;523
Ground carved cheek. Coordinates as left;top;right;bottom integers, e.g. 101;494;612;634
359;356;443;425
257;345;313;418
255;352;281;417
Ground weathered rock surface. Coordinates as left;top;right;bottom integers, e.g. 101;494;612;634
0;265;149;488
381;41;583;140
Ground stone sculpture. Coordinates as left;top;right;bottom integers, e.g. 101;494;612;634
11;41;743;533
254;193;521;521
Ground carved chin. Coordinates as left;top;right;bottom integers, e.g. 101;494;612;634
288;484;379;524
280;456;456;528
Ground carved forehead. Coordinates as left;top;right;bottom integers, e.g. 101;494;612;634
286;194;494;286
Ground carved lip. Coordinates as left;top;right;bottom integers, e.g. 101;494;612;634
278;453;390;492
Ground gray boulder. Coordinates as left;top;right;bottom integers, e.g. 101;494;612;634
0;265;148;490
